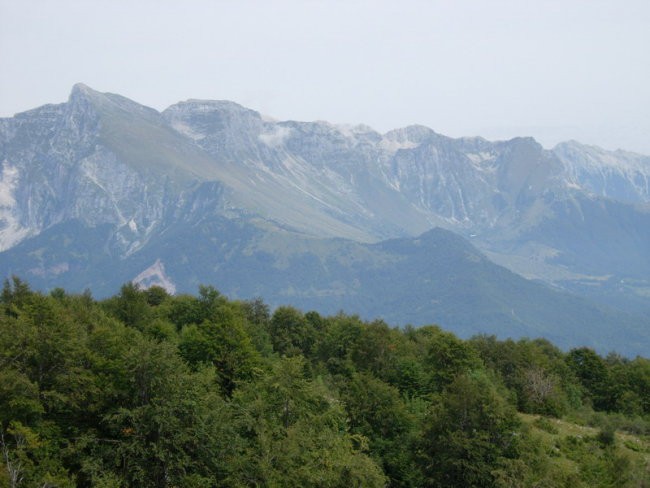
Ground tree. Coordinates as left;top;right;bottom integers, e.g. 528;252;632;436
239;297;274;357
471;335;576;416
420;372;522;487
144;286;169;307
338;372;422;486
269;306;315;357
179;302;259;396
90;335;234;487
104;283;151;330
422;327;482;392
228;356;387;487
1;277;32;316
1;421;74;487
566;347;610;410
166;294;203;330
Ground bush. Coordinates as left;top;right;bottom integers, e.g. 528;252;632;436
533;416;559;434
596;423;616;446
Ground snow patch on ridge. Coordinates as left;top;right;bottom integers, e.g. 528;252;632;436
378;138;418;154
259;125;293;147
132;259;176;294
334;123;375;139
170;120;204;140
465;152;496;165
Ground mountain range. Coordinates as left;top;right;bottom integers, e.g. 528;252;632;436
1;84;649;355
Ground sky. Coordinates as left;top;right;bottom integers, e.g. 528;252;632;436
1;0;649;153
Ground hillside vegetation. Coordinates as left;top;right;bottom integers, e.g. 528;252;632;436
0;277;648;487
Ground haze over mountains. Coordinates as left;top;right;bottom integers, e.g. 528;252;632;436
1;84;649;355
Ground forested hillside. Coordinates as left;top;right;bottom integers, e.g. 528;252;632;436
1;277;648;487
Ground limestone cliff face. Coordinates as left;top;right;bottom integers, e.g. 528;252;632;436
0;84;221;255
554;140;650;204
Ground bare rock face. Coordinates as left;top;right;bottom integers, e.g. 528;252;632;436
554;140;650;204
0;85;229;257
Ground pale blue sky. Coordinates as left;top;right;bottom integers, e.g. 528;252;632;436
1;0;649;153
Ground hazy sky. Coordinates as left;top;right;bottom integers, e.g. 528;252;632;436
1;0;649;153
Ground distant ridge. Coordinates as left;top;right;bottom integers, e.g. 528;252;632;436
0;84;649;355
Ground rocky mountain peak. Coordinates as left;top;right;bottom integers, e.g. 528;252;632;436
70;82;96;98
67;82;105;113
68;83;162;124
163;99;264;142
167;99;259;116
383;125;437;144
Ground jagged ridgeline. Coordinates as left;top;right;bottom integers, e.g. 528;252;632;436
1;84;649;356
0;280;648;487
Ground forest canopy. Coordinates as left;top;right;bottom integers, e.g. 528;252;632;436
0;277;648;487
